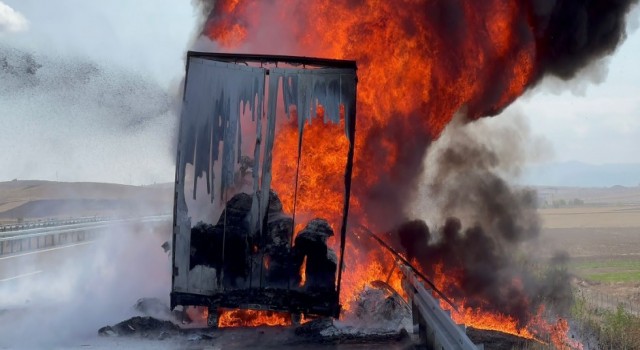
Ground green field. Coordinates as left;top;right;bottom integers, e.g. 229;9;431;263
570;259;640;283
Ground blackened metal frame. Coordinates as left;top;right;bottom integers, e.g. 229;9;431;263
171;52;357;319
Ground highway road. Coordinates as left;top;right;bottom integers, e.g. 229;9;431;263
0;240;96;296
0;216;173;301
0;219;174;348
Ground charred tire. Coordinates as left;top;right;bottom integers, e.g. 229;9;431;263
291;312;302;326
207;307;219;328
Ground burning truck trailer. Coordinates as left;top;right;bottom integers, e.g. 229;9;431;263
170;52;357;328
168;52;489;349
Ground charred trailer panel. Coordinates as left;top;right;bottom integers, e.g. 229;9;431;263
171;52;357;321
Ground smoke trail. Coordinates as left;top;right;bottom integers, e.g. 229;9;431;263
400;113;571;326
0;1;28;34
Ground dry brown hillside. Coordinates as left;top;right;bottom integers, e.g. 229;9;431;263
0;180;173;223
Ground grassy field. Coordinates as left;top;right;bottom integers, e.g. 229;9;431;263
571;259;640;283
534;186;640;348
536;186;640;307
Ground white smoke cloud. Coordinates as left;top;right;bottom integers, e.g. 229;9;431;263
0;47;177;185
0;1;29;34
0;223;172;348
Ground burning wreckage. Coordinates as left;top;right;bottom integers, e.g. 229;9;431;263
93;50;585;350
171;52;357;326
93;52;587;349
163;52;489;349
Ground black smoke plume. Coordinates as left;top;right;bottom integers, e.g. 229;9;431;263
395;118;572;327
529;0;638;80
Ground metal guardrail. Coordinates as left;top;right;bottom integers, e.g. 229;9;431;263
0;216;111;234
400;264;483;350
0;215;171;256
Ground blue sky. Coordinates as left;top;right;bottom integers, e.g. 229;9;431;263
0;0;638;184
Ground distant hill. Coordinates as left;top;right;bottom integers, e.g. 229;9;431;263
0;180;173;222
534;185;640;207
522;161;640;187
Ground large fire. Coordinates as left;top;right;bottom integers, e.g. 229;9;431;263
197;0;596;347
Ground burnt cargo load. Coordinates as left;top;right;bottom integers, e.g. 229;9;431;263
171;52;357;325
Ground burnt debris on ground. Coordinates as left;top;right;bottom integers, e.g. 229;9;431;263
98;316;180;339
466;327;537;350
293;318;411;345
134;297;191;323
98;289;538;348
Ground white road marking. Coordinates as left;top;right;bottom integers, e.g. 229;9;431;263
0;270;43;282
0;241;95;261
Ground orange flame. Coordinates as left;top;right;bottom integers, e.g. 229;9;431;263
299;256;307;287
218;309;292;328
202;1;577;346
